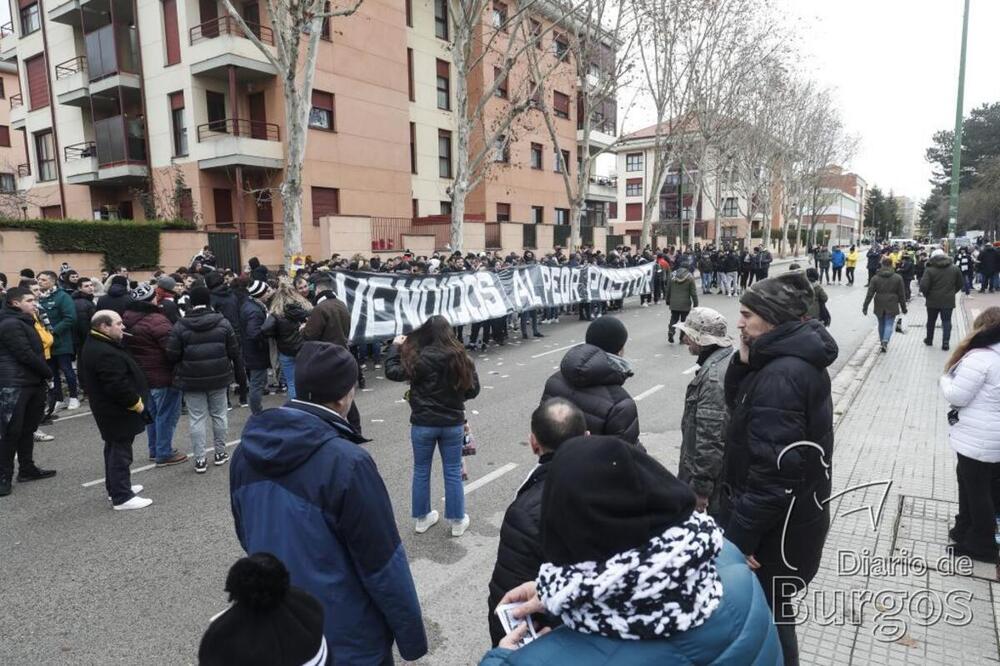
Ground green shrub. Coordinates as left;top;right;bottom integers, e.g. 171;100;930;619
0;218;196;270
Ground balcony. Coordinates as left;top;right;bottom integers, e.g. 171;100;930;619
85;24;141;95
81;115;149;183
188;16;278;81
0;22;15;61
49;0;81;26
195;118;283;170
9;94;25;129
577;127;616;152
585;175;617;202
54;56;90;107
63;141;99;184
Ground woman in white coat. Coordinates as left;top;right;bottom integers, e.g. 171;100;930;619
940;306;1000;563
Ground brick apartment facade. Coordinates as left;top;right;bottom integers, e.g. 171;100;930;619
799;165;867;246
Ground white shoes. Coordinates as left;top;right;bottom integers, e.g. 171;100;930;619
66;398;81;410
113;494;153;511
415;510;439;534
108;484;144;501
451;514;471;537
33;430;54;442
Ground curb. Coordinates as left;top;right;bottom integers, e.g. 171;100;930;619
830;328;881;431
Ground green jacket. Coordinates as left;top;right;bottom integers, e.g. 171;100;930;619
806;283;828;322
863;269;907;318
39;288;77;356
664;270;698;311
678;346;733;508
919;254;964;310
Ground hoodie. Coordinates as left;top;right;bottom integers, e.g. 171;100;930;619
664;268;699;312
96;282;133;315
919;253;964;309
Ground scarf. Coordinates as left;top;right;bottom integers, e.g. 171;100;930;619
536;512;724;641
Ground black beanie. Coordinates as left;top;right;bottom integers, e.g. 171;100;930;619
111;274;128;288
295;341;358;403
198;553;325;666
205;271;224;289
584;316;628;354
541;435;696;566
740;271;813;325
189;286;212;307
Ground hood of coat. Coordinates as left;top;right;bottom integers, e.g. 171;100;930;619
123;300;160;317
72;290;94;302
284;302;311;322
210;283;233;298
672;268;692;282
107;283;128;297
559;343;631;388
877;268;896;278
748;319;838;371
179;306;226;331
928;254;953;269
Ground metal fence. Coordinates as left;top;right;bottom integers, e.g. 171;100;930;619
606;234;624;253
485;222;501;250
522;223;537;249
553;225;570;247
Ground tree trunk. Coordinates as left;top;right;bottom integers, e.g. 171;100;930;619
281;85;307;263
570;202;582;249
449;25;470;253
714;178;721;244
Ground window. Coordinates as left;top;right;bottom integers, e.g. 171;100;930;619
441;200;452;215
162;0;181;65
554;149;563;173
608;201;617;218
412;198;419;218
409;122;417;174
312;186;340;226
496;202;510;222
531;205;543;224
34;130;55;182
25;54;49;110
405;0;412;27
0;125;9;147
492;2;507;29
213;189;233;224
0;78;5;98
561;150;570;174
179;188;194;222
722;197;738;218
626;178;642;197
555;208;569;225
530;142;542;169
553;34;569;60
309;90;335;130
436;59;450;110
625;152;643;172
0;173;14;192
438;129;452;178
206;90;226;131
494;134;509;163
41;205;62;219
553;91;569;119
625;202;642;221
494;67;508;98
169;91;187;156
407;48;415;101
20;3;40;35
530;19;541;48
321;1;331;40
434;0;448;40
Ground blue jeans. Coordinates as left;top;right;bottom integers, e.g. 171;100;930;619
48;353;78;401
279;353;297;399
411;424;465;521
878;314;895;343
247;368;268;415
147;386;182;461
701;271;712;292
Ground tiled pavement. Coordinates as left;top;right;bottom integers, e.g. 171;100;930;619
797;294;1000;665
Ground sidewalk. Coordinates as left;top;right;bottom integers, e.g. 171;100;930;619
797;294;1000;665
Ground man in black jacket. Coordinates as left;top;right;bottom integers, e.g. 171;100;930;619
239;280;271;415
206;271;247;406
721;271;838;666
0;288;56;496
79;310;153;510
96;274;133;315
486;398;587;645
71;278;97;353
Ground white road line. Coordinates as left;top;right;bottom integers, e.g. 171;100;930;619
530;343;581;359
82;438;242;488
50;410;93;422
442;463;519;502
633;384;665;402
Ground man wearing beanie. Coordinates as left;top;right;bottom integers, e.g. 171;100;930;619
155;276;180;323
540;316;639;445
232;341;427;664
720;272;839;665
239;280;272;414
96;274;132;315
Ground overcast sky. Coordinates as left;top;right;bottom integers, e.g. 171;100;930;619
778;0;999;202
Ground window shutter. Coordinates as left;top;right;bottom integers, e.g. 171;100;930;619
25;54;49;110
162;0;181;65
312;186;340;226
311;90;332;110
169;91;185;110
553;91;569;117
436;59;450;79
625;203;642;221
0;125;10;147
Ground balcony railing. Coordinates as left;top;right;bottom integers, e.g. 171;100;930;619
94;115;146;167
0;21;13;38
189;16;274;46
17;163;30;177
371;217;451;252
64;140;97;160
10;93;22;109
197;118;280;142
55;55;87;80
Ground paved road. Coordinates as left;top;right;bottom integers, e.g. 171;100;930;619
0;272;873;665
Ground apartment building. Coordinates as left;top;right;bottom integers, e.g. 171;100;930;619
0;61;24;204
799;165;867;246
892;194;917;239
0;0;606;257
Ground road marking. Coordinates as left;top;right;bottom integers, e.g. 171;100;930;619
633;384;665;402
82;438;241;488
50;409;93;422
442;463;519;502
531;343;581;359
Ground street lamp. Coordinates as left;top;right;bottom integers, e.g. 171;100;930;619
948;0;971;251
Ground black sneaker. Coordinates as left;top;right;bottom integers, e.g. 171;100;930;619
0;475;11;496
194;458;207;474
17;466;57;482
924;338;932;346
942;343;950;351
214;451;230;466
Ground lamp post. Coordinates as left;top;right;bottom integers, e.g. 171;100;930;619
947;0;971;250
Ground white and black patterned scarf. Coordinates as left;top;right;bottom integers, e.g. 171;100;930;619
536;512;724;640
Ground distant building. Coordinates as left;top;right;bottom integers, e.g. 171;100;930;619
892;195;918;238
798;166;867;247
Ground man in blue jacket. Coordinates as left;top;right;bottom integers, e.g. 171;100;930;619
231;341;427;665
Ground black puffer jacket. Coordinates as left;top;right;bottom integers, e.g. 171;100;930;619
720;319;838;589
0;305;52;387
96;283;132;315
384;343;480;426
540;344;639;445
261;302;311;357
72;291;96;350
165;306;241;391
210;284;242;337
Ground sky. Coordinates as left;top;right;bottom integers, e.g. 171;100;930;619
775;0;1000;203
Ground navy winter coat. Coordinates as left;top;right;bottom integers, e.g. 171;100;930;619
239;297;270;370
231;400;428;665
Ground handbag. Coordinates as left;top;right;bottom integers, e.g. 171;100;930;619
462;422;477;456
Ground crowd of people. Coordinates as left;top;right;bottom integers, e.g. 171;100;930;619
3;234;1000;665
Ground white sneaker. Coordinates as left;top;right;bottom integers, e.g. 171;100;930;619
451;514;471;537
113;495;153;511
108;485;144;501
33;430;54;442
67;398;81;410
53;401;67;412
415;510;439;534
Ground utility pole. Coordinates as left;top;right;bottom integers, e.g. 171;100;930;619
947;0;971;249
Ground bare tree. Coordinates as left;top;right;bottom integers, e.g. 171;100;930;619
220;0;365;263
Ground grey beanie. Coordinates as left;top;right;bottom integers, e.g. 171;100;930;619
740;271;813;325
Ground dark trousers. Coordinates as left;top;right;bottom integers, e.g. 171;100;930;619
49;353;78;401
925;307;953;345
982;272;997;293
819;264;831;282
0;385;46;478
520;310;539;337
668;310;689;341
832;266;843;282
953;453;1000;560
740;271;752;289
846;267;855;285
105;436;136;505
867;267;877;285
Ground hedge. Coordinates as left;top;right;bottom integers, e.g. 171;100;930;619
0;218;196;270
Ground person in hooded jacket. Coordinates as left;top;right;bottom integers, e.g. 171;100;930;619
940;307;1000;564
486;398;588;646
664;267;698;343
845;245;859;285
815;246;832;284
247;256;270;283
231;342;427;665
206;271;247;406
720;271;838;665
166;287;243;474
863;257;907;353
385;315;480;537
830;246;846;283
96;274;133;315
480;435;781;665
122;285;187;467
896;250;916;301
239;280;271;415
261;284;312;400
919;249;965;351
72;277;98;354
540;317;639;445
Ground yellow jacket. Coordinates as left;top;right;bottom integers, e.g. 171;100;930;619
889;251;901;267
846;250;859;268
33;315;54;360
